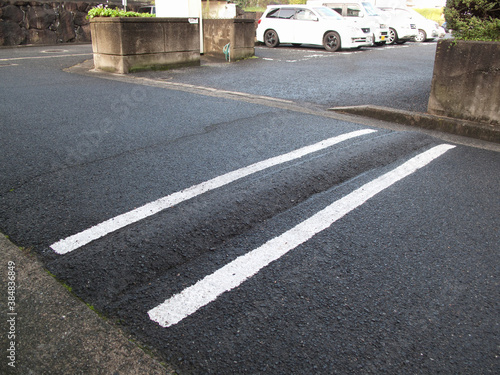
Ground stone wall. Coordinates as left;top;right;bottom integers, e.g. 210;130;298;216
1;2;261;47
428;39;500;125
0;1;138;46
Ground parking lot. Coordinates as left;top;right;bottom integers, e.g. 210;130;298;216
132;39;443;114
2;39;497;375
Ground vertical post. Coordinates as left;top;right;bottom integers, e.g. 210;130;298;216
199;0;204;54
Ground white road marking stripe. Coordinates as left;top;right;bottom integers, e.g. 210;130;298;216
148;144;455;328
50;129;375;254
0;53;92;62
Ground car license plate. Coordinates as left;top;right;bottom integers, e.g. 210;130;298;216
381;36;385;40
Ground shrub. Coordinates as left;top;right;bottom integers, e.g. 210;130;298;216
87;5;156;19
444;0;500;41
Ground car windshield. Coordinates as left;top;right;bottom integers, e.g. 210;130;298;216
314;7;343;20
362;2;380;16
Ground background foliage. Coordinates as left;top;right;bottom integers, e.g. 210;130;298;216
444;0;500;41
236;0;306;11
87;5;155;18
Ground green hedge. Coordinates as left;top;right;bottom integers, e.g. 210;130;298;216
444;0;500;41
87;5;155;19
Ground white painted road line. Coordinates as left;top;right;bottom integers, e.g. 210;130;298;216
50;129;376;254
148;144;456;328
0;54;92;62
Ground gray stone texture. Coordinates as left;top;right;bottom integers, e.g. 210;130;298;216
0;19;26;44
428;39;500;125
0;1;106;46
26;6;57;30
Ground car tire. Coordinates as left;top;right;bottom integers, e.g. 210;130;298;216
414;29;427;42
388;28;397;45
264;29;280;48
323;31;341;52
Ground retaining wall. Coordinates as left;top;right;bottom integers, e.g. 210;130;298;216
91;17;200;74
428;39;500;125
0;1;106;45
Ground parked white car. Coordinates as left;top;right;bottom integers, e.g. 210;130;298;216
256;5;373;52
376;7;418;44
307;1;390;46
406;8;441;42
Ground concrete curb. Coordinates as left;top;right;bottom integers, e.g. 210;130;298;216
0;234;173;375
329;105;500;144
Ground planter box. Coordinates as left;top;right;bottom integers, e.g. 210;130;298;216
90;17;200;74
203;18;255;61
428;39;500;125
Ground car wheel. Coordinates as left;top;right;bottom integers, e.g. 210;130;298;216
264;29;280;48
414;29;427;42
388;28;397;45
323;31;341;52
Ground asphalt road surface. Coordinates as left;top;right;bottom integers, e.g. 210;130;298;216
1;43;499;374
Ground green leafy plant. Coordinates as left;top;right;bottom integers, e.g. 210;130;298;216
87;4;156;19
444;0;500;41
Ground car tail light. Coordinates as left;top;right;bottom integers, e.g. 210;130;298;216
258;19;261;24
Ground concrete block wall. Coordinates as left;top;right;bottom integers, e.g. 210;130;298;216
428;39;500;125
91;17;200;73
203;18;255;61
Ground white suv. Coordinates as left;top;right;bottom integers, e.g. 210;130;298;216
308;1;390;46
256;5;373;52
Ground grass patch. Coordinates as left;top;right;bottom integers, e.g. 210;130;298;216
414;8;445;25
243;7;266;12
45;269;73;292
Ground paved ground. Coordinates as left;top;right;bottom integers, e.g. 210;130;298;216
0;234;173;374
1;43;498;375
